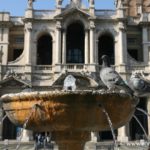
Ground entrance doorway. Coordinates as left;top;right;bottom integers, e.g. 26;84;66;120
98;34;114;65
37;34;52;65
66;22;85;63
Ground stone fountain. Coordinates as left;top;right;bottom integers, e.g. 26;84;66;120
0;74;138;150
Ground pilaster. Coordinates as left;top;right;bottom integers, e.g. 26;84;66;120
24;22;32;65
62;29;66;64
89;20;95;65
85;29;89;64
118;22;127;65
55;20;62;65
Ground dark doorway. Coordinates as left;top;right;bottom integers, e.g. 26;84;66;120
129;99;148;140
98;34;114;65
37;34;52;65
66;22;84;63
3;115;17;139
99;130;117;141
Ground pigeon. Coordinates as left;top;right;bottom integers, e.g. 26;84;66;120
129;71;150;97
63;75;76;91
100;55;133;95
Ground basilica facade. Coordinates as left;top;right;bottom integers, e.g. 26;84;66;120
0;0;150;149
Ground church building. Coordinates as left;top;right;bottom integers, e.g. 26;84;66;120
0;0;150;149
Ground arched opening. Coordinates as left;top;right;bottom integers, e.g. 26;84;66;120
66;22;85;63
37;34;52;65
129;99;148;140
98;33;114;65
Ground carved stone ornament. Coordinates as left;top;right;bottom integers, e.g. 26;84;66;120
56;21;61;29
90;21;95;29
3;70;19;80
25;22;32;31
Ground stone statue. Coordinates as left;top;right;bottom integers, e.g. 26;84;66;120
28;0;34;9
89;0;94;5
70;0;81;6
56;0;62;6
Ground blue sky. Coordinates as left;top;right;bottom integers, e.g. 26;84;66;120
0;0;115;16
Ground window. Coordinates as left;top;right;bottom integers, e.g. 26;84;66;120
15;36;24;44
67;49;83;63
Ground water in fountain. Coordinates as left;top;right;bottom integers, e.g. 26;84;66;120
63;75;76;91
15;104;38;150
0;114;7;125
136;107;150;117
100;104;118;149
133;115;148;140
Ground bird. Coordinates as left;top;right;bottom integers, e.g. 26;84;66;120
63;75;76;91
100;55;133;95
129;71;150;97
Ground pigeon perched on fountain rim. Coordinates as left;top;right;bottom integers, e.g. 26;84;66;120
129;71;150;97
100;55;133;95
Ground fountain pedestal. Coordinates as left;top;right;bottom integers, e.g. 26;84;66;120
53;131;90;150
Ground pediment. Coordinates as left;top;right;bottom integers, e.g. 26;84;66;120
55;7;91;18
0;77;31;88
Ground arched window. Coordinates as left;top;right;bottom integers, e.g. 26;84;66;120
66;22;85;63
37;34;52;65
98;33;114;65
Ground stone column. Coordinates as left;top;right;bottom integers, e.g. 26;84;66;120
55;21;61;64
118;22;127;65
84;29;89;64
0;28;9;65
62;29;66;64
117;126;128;142
89;21;95;64
24;22;32;65
55;21;62;72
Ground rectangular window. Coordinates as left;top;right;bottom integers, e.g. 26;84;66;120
127;37;137;44
15;36;24;44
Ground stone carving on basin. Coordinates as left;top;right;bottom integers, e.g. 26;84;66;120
0;74;138;150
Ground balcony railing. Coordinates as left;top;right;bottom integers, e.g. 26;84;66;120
0;64;147;77
62;64;84;71
33;10;55;19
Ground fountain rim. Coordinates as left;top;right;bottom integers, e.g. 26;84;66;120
0;90;134;102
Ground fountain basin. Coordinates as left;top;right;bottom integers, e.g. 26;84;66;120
1;90;137;132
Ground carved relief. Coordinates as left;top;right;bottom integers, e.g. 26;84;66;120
25;22;32;31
